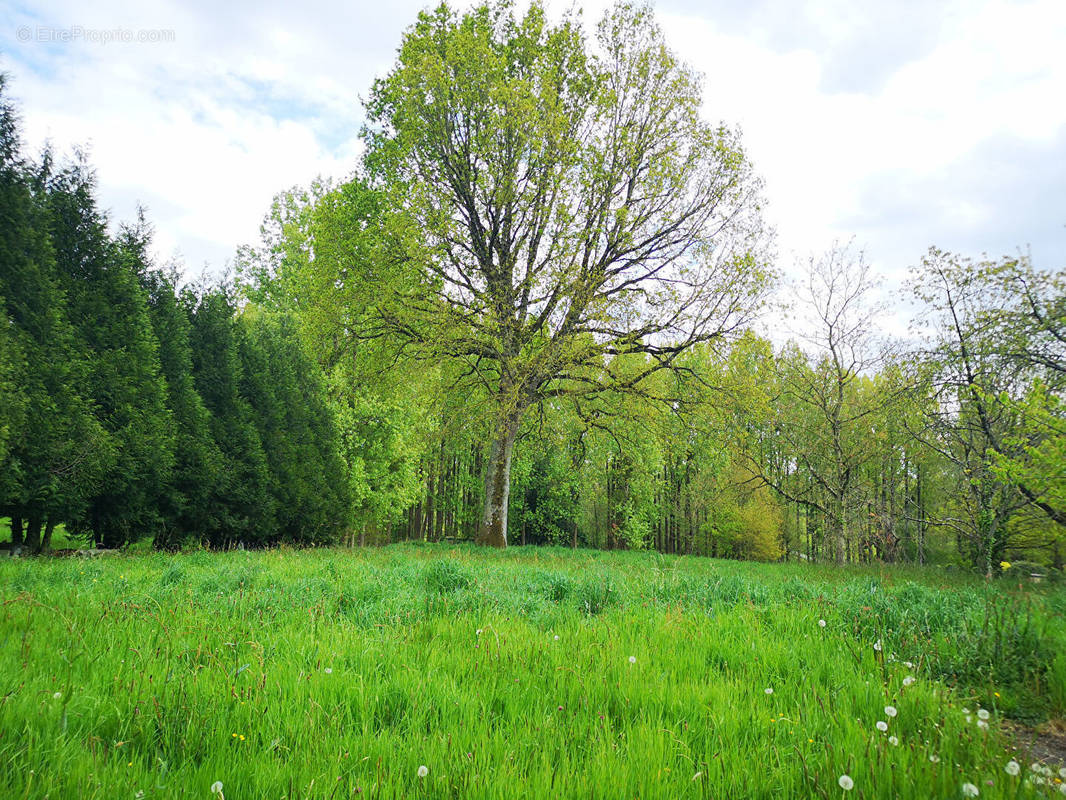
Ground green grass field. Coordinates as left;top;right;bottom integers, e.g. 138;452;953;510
1;545;1064;799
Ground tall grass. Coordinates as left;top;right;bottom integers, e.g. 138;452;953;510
0;544;1063;798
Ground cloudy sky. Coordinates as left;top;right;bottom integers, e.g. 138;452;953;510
2;0;1064;301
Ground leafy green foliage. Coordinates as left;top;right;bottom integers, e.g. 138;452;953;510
0;77;109;548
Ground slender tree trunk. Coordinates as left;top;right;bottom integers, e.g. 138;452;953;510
917;464;925;566
25;514;42;554
833;495;847;565
42;519;56;553
425;458;436;544
10;514;23;547
477;419;520;548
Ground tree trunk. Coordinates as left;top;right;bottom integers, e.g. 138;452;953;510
42;519;56;553
832;496;847;565
9;514;23;547
24;514;42;554
477;419;520;548
425;459;436;543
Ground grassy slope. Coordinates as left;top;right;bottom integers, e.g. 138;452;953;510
0;544;1064;799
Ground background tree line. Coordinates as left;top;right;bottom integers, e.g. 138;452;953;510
235;165;1064;573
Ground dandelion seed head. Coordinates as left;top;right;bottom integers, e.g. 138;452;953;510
1005;761;1021;776
818;619;826;627
210;781;223;794
629;656;636;664
553;635;560;641
764;687;773;694
876;721;889;732
417;765;429;778
930;755;941;763
873;640;882;652
962;782;979;797
53;692;62;699
977;720;989;730
977;708;990;720
324;668;332;674
838;774;854;791
889;735;899;746
885;706;897;717
903;676;915;686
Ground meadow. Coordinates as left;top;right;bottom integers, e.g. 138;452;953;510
1;544;1064;799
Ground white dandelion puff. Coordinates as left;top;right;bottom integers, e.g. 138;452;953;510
53;692;62;699
876;721;889;732
888;735;899;746
553;635;560;641
838;774;854;791
930;755;941;763
962;782;979;797
417;765;429;778
764;687;773;695
323;668;332;674
903;676;915;686
1005;761;1020;776
873;640;882;652
210;781;224;795
977;719;989;730
818;619;826;628
629;655;637;664
1059;767;1066;779
884;706;897;718
977;708;989;720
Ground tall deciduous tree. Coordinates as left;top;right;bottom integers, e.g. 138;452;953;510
363;0;769;546
747;245;894;564
910;249;1062;573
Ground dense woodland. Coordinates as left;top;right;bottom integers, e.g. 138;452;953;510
1;3;1063;574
